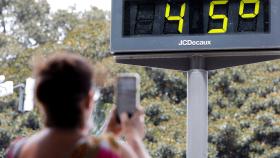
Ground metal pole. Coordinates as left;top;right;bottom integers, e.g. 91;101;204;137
18;86;25;112
14;84;25;112
187;57;208;158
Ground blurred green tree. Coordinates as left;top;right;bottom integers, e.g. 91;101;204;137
0;1;279;158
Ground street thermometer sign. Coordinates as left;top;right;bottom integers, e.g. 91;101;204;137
111;1;280;158
111;0;280;54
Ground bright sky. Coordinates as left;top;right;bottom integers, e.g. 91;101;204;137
47;0;111;12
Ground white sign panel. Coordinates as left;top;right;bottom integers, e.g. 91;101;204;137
0;81;14;97
23;78;35;111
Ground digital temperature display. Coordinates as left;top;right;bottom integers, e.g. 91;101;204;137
111;0;280;54
123;0;270;36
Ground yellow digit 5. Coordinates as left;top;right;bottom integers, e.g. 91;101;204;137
165;3;186;33
208;0;229;34
239;0;260;18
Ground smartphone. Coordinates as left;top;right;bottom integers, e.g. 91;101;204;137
116;73;140;122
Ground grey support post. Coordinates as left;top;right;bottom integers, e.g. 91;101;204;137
187;56;208;158
14;84;25;112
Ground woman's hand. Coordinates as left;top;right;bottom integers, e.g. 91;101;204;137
105;107;122;136
105;106;145;140
106;106;150;158
120;106;145;140
120;106;151;158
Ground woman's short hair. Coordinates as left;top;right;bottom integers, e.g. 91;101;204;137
35;53;93;129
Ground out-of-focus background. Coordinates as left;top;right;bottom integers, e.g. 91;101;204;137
0;0;279;158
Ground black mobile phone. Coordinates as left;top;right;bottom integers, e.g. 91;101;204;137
116;73;140;122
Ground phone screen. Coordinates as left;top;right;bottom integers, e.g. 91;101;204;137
116;74;140;118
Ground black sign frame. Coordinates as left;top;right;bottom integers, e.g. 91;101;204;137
111;0;280;55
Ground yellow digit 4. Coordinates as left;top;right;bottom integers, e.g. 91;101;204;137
165;3;186;33
239;0;260;19
208;0;229;34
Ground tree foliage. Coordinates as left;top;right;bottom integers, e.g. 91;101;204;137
0;1;279;158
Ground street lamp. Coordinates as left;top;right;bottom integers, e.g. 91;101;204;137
15;78;35;112
0;75;35;112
